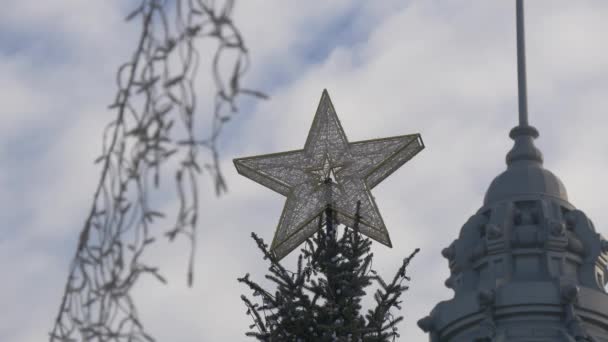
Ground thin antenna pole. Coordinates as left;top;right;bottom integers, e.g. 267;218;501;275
516;0;529;126
507;0;542;166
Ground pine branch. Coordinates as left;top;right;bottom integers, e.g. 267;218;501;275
366;248;420;341
238;233;315;340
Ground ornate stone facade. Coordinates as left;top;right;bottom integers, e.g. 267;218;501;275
418;125;608;341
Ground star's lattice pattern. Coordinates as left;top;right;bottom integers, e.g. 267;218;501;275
234;90;424;259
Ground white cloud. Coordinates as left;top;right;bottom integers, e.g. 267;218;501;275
3;1;608;341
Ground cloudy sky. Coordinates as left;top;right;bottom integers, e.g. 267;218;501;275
2;0;608;341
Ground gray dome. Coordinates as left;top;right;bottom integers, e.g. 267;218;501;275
483;125;569;206
484;162;569;205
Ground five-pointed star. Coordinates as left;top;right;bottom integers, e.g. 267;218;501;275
234;90;424;259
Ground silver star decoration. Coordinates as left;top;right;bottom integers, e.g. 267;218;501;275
234;90;424;259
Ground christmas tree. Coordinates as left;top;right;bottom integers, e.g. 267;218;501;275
239;203;419;341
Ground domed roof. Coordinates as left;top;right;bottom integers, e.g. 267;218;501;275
483;125;569;206
484;162;568;205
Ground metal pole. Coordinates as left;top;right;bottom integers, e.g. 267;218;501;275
325;205;334;237
324;177;335;237
516;0;529;127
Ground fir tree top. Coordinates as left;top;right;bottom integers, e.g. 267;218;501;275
239;204;419;341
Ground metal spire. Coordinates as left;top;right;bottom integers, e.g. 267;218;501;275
516;0;529;127
506;0;543;166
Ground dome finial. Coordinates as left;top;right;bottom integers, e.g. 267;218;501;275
507;0;543;166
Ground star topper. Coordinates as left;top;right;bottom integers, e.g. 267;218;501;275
234;90;424;259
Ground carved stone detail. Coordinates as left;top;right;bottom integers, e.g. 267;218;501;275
561;284;595;342
476;289;497;341
486;224;503;240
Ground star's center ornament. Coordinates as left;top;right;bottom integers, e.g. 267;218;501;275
234;90;424;259
307;155;344;185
